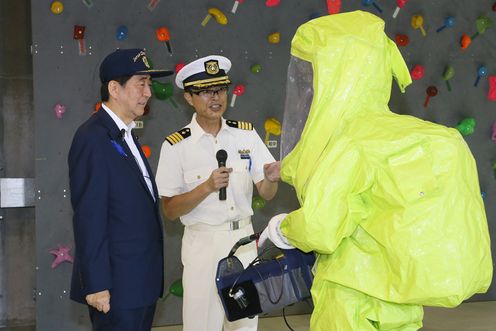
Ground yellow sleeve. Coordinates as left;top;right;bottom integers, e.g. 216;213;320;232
280;145;371;254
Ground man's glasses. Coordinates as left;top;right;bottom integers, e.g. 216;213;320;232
191;86;229;98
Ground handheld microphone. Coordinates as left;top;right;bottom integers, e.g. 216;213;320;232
216;149;228;200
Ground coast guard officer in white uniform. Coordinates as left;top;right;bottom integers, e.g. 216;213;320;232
156;55;280;331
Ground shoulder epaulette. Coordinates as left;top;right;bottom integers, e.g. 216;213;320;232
226;119;253;130
165;128;191;145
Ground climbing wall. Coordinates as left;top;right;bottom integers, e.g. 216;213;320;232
31;0;495;329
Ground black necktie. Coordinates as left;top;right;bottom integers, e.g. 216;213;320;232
119;128;126;141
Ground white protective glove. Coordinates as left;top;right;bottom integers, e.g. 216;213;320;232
258;213;294;249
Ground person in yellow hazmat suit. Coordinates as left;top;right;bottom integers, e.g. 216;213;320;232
258;10;493;331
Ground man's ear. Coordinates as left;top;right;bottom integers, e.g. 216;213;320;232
183;92;194;106
108;80;120;99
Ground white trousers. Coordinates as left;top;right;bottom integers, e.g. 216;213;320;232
181;221;258;331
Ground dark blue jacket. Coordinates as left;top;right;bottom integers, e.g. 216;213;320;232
68;109;164;309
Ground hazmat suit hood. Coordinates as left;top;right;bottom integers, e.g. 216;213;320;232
281;11;411;194
279;11;492;308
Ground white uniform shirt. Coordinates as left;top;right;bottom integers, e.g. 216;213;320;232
156;114;275;226
102;103;155;200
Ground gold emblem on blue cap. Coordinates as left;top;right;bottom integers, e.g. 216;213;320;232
132;50;151;69
132;51;146;62
142;56;151;69
205;60;220;75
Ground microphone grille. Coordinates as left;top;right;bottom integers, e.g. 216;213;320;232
216;149;227;162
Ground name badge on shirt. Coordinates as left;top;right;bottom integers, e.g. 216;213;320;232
238;149;252;171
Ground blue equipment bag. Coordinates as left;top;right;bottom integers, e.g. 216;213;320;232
215;234;315;322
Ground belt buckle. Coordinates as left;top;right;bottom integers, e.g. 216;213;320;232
231;221;240;230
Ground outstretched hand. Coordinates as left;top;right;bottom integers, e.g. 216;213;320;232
258;213;294;249
263;161;281;182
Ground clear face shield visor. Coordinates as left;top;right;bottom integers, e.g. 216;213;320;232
280;56;314;159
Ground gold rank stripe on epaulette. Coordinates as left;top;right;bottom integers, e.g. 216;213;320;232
165;128;191;145
226;120;253;130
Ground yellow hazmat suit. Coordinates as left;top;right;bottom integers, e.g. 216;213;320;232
279;11;493;331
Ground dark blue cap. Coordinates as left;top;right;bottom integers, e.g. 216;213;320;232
99;48;173;83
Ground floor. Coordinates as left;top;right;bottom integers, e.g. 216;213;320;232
152;301;496;331
0;301;494;330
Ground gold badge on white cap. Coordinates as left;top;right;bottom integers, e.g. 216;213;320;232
205;60;220;75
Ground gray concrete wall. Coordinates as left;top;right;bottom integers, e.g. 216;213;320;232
0;0;35;327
